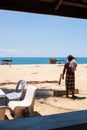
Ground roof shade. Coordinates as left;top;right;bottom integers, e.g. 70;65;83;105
0;0;87;19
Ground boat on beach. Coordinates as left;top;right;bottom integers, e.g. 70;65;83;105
1;59;12;65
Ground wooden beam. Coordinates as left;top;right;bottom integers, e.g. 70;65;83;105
55;0;63;11
53;89;79;97
62;1;87;8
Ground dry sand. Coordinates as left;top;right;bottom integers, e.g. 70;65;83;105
0;64;87;117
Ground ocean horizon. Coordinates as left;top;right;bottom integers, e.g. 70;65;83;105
0;57;87;65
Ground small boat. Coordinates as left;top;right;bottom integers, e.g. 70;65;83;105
1;59;12;65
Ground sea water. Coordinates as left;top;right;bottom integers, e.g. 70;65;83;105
0;57;87;65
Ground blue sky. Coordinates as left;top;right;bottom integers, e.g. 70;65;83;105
0;10;87;57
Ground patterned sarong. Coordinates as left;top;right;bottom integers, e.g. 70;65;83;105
65;73;75;91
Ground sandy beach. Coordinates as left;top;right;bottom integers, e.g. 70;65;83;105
0;64;87;118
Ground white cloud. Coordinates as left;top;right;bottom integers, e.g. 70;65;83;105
0;48;18;53
0;48;21;56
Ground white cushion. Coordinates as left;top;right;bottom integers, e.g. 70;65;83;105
6;92;22;100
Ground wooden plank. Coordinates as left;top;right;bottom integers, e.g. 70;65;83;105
55;0;63;11
53;89;79;97
0;110;87;129
63;1;87;8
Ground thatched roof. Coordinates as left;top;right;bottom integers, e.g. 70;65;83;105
0;0;87;19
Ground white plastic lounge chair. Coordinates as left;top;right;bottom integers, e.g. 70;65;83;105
6;80;26;101
8;85;37;118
